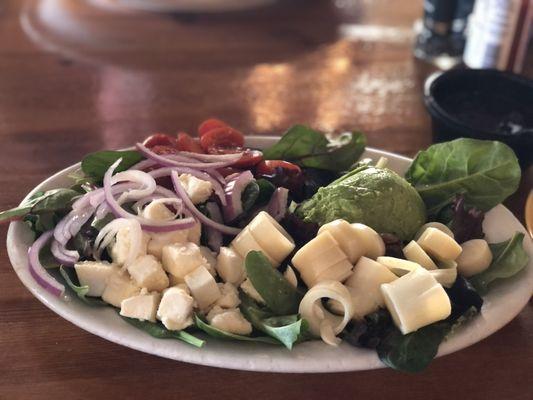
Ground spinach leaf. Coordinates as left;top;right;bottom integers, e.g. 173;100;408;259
256;179;276;204
194;315;278;344
59;267;107;306
377;321;451;373
241;181;260;212
21;189;81;234
81;150;143;181
470;232;529;294
121;316;205;348
91;213;114;231
405;138;521;215
239;294;308;349
245;251;303;315
346;277;483;373
31;189;80;214
0;188;79;225
24;213;57;234
263;125;366;172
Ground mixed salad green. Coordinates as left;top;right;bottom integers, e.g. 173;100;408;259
1;120;529;372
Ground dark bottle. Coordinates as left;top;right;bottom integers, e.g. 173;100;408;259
414;0;474;69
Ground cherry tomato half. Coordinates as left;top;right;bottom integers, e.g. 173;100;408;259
176;132;204;153
198;118;228;137
142;133;177;149
255;160;301;176
208;147;263;168
150;145;179;155
200;126;245;151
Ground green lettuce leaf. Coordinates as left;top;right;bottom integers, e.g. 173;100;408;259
81;150;143;181
405;138;521;215
239;294;308;349
0;188;79;226
194;315;278;344
244;251;303;315
470;232;529;294
263;125;366;172
121;316;204;348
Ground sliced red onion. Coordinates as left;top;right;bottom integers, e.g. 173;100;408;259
179;151;243;163
28;231;65;297
53;205;95;245
104;159;196;232
148;167;226;206
94;218;141;265
210;168;226;184
267;187;289;221
129;158;158;171
111;170;157;204
72;183;137;211
136;143;239;170
205;202;223;252
51;239;78;266
222;171;254;222
136;197;184;219
171;171;241;236
154;185;181;199
132;194;164;215
95;202;110;219
68;207;94;237
130;185;184;215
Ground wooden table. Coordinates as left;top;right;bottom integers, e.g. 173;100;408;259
0;0;531;398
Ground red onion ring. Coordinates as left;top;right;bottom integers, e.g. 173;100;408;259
136;143;239;170
267;187;289;221
171;171;241;236
148;167;226;206
51;239;78;266
129;159;158;171
28;231;65;297
222;171;254;222
179;151;243;163
93;218;141;264
104;159;196;232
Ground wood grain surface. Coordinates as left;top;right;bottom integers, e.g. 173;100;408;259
0;0;531;399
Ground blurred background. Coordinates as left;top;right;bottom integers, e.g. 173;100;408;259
2;0;530;217
0;1;532;397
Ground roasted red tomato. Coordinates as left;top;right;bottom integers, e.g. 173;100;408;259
200;126;245;151
176;132;204;153
255;160;301;175
198;118;228;137
142;133;177;149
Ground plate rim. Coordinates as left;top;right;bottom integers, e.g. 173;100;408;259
6;137;533;373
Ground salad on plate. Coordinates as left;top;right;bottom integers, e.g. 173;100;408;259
1;119;529;372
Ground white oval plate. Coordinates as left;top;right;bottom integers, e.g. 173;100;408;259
6;136;533;373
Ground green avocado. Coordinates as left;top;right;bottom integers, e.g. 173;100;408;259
296;167;426;241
